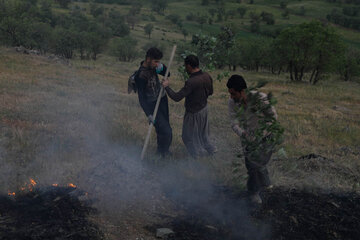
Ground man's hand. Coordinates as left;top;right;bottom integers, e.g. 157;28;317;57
162;78;169;88
148;115;156;125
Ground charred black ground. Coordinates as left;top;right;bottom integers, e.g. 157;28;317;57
0;187;104;240
159;186;360;240
1;185;360;240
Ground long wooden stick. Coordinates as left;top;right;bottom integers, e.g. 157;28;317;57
141;45;177;160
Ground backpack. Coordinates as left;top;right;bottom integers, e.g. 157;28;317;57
128;70;139;94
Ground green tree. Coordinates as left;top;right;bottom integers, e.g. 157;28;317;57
150;0;168;15
197;15;207;29
126;15;138;30
337;47;360;81
144;23;153;39
55;0;71;9
0;0;38;47
274;21;343;84
261;11;275;25
110;36;138;62
129;1;142;16
166;14;182;25
39;0;53;24
237;6;247;18
201;0;210;5
90;3;104;18
208;8;217;17
249;12;261;32
53;27;78;59
86;25;110;60
280;1;287;9
182;28;188;40
142;40;166;54
106;11;130;37
282;9;290;19
30;22;52;53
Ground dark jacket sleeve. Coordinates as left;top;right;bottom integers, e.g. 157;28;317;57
135;75;153;116
208;74;213;96
165;80;193;102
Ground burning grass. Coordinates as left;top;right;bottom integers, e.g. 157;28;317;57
0;186;104;240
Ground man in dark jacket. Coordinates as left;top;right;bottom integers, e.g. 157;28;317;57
135;47;172;157
162;55;216;158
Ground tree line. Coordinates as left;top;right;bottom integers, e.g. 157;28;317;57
187;21;360;83
0;0;132;60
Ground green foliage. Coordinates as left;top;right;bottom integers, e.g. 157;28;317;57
280;1;287;9
129;1;142;16
234;37;273;72
141;40;167;54
30;22;52;53
178;28;234;81
53;27;78;59
0;0;39;47
182;28;188;40
261;11;275;25
275;21;344;84
249;12;261;32
89;3;104;18
201;0;210;6
166;14;182;26
237;6;247;18
282;9;290;19
236;84;284;161
144;23;154;39
106;10;130;37
327;8;360;31
150;0;168;15
109;36;138;62
336;47;360;81
55;0;71;9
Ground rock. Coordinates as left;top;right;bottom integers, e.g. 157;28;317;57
156;228;175;239
14;46;29;54
332;105;350;112
29;49;40;55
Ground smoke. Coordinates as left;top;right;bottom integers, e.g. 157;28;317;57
0;65;269;239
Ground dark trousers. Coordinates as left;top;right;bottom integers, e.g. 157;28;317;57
244;144;272;193
149;96;172;154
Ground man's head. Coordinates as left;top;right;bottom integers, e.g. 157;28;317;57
145;47;163;69
226;75;247;102
184;55;199;74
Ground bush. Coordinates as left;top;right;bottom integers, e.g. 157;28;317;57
109;37;138;62
261;11;275;25
141;40;167;54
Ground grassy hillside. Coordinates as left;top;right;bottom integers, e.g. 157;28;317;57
65;0;360;53
1;46;359;191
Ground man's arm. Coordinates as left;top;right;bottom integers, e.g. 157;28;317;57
135;76;153;116
163;80;193;102
228;99;245;137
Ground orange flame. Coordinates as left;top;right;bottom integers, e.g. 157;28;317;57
68;183;76;188
8;191;16;196
28;178;37;191
29;178;36;186
52;184;58;187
